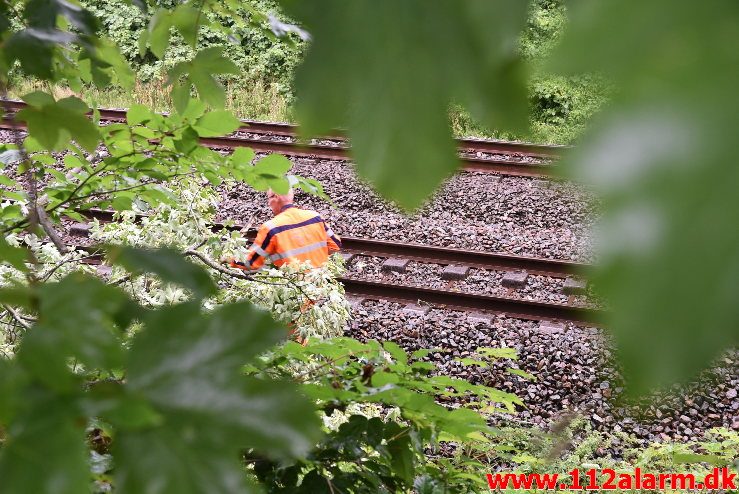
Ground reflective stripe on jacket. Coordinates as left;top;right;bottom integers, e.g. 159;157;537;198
231;204;341;270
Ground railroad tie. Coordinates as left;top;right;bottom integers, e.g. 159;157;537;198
381;258;409;274
69;222;92;237
402;303;431;316
441;265;470;281
502;270;529;289
562;277;588;295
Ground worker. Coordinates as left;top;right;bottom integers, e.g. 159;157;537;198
226;188;341;345
228;188;342;271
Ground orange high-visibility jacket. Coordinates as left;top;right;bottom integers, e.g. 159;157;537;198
231;204;341;270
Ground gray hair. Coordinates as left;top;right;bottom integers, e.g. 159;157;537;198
267;188;294;202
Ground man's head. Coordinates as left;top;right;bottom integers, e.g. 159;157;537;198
267;188;294;215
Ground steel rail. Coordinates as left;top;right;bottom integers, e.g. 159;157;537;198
341;278;600;324
0;119;554;178
0;99;568;158
198;135;556;177
0;100;557;178
338;238;587;278
71;242;600;325
81;209;589;278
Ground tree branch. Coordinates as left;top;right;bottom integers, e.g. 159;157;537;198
0;92;70;255
2;304;32;331
0;94;38;234
40;250;103;281
36;204;69;254
183;248;254;280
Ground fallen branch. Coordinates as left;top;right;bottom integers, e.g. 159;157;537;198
2;304;32;331
184;248;253;280
36;205;68;254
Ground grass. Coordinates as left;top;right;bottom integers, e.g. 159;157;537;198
8;78;293;123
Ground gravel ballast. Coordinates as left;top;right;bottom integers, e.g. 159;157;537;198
218;156;597;262
348;300;738;445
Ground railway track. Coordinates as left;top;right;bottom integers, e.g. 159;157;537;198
1;98;589;321
75;209;602;325
0;99;562;178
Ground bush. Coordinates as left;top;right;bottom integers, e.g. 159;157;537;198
82;0;304;87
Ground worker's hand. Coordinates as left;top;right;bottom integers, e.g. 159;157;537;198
222;257;250;271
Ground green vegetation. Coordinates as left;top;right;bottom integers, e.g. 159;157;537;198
452;0;612;144
9;0;608;143
7;0;302;121
10;78;291;121
0;0;737;492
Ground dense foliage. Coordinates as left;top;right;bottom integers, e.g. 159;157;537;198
81;0;301;87
10;0;607;144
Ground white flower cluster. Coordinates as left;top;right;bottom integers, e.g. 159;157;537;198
322;403;385;431
0;234;96;357
221;259;350;340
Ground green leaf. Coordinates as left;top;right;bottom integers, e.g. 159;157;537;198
476;347;518;360
672;453;725;466
0;392;89;494
193;110;241;137
295;470;332;493
439;408;490;438
111;195;133;211
265;176;290;195
125;302;321;458
383;340;408;365
20;90;55;108
137;27;149;57
25;0;99;35
254;153;292;177
56;95;88;113
167;47;240;112
410;361;435;372
148;8;172;59
127;104;154;125
16;94;100;151
372;371;399;387
385;424;414;484
506;367;536;381
292;175;331;202
107;246;217;299
0;359;24;422
0;286;33;309
172;4;201;47
0;236;29;271
94;40;135;89
191;46;240;74
88;387;164;430
114;429;260;493
229;147;256;166
455;358;488;368
4;30;63;79
36;273;136;369
279;0;528;209
190;69;227;109
171;81;192;115
16;327;78;392
180;98;207;121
